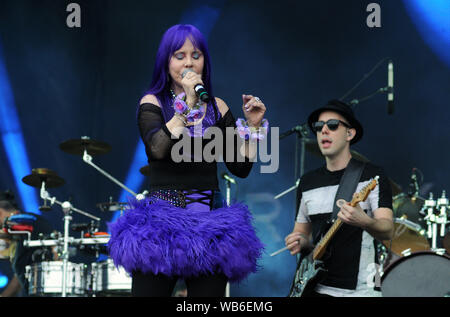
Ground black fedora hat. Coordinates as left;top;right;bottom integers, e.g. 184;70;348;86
307;99;363;145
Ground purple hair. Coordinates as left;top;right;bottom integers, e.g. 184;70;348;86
143;24;217;122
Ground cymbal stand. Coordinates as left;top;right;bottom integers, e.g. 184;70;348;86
82;150;146;200
40;181;100;297
423;193;437;248
437;190;449;241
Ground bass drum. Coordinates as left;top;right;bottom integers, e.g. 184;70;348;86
381;251;450;297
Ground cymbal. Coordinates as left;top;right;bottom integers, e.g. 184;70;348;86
22;168;65;188
59;136;111;156
304;138;402;196
140;165;150;176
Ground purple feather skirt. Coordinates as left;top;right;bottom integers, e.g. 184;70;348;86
107;198;264;282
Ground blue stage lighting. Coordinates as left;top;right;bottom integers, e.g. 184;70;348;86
0;275;8;288
0;42;40;214
403;0;450;67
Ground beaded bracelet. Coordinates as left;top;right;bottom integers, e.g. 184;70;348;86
236;118;269;141
173;92;206;123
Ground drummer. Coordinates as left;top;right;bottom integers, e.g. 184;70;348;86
0;190;54;297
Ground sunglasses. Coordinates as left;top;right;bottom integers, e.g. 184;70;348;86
312;119;352;132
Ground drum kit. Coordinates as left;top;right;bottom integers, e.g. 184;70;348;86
378;169;450;297
9;136;151;297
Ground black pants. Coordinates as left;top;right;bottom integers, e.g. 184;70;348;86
132;271;228;297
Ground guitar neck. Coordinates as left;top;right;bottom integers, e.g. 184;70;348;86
310;176;378;261
312;218;343;260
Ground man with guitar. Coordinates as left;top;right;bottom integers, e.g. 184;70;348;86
285;100;394;297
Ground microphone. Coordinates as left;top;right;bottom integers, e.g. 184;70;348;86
221;172;236;184
408;168;419;199
181;69;210;102
387;60;394;115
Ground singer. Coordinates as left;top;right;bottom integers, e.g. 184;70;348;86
285;100;394;297
108;24;266;297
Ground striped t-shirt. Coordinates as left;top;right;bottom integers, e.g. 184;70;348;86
295;161;392;296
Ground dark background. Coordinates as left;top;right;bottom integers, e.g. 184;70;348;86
0;0;448;296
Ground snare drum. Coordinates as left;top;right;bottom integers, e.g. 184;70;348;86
25;261;87;296
90;259;131;296
381;251;450;297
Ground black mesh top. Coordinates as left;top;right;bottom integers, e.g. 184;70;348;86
137;103;253;190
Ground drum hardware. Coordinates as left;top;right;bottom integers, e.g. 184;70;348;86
222;172;237;298
22;171;101;297
4;228;31;241
434;248;446;256
422;191;449;250
96;197;133;217
21;168;65;212
436;190;449;237
59;136;147;201
401;248;411;257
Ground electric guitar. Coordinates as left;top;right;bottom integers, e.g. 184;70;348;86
289;176;379;297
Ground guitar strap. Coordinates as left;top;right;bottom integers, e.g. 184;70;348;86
330;158;366;222
314;158;366;243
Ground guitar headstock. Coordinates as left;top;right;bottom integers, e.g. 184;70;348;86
351;176;379;205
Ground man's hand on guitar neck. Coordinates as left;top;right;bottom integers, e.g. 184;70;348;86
337;196;394;241
337;197;373;228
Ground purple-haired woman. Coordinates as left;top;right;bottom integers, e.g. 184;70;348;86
108;24;267;297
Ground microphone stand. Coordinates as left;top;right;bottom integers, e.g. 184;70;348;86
39;181;100;297
275;123;309;200
339;57;393;113
270;124;309;258
348;86;390;109
223;174;236;297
